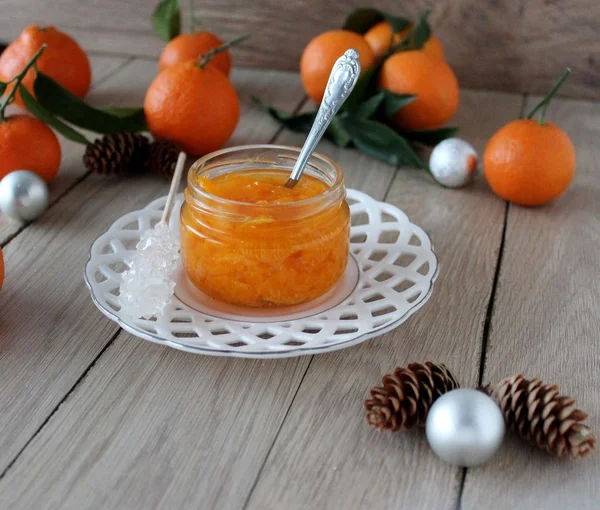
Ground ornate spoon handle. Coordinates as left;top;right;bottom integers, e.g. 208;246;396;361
285;49;361;188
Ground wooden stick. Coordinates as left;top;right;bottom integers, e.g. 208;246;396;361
161;151;187;224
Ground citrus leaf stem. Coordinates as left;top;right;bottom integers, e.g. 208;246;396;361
0;44;46;122
526;68;571;124
197;33;250;69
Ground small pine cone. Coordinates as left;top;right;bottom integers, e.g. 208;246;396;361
365;361;460;431
492;374;597;459
147;140;180;179
83;132;150;176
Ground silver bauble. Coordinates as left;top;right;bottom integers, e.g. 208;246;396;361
429;138;478;188
0;170;49;221
426;388;505;467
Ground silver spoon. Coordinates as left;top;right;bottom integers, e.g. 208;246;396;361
285;49;361;188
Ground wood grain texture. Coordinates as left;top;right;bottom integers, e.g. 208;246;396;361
460;97;600;508
0;57;161;474
0;340;310;510
0;67;310;509
0;76;401;510
244;90;521;510
0;55;132;245
0;0;597;98
0;174;167;475
0;61;297;476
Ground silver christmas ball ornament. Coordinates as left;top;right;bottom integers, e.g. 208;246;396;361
429;138;478;188
426;388;505;467
0;170;49;221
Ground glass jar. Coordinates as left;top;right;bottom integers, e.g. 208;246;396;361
180;145;350;308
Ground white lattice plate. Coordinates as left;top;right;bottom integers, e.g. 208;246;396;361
84;189;438;358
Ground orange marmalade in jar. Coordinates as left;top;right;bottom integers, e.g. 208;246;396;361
180;145;350;307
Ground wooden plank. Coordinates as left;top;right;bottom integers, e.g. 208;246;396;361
0;0;597;98
0;74;398;509
0;58;161;474
244;90;522;510
460;98;600;508
0;68;309;508
0;55;132;245
0;341;310;510
86;55;134;86
0;62;296;475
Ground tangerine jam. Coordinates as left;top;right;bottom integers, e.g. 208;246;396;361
180;145;350;307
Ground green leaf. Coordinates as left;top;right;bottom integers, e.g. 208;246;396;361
151;0;181;42
100;106;144;117
343;64;382;113
380;91;416;118
19;85;90;145
382;14;411;34
275;110;317;132
0;82;7;96
33;73;147;133
355;92;385;119
339;116;425;169
110;108;146;131
254;97;352;147
352;90;414;122
326;117;352;147
401;126;460;146
410;10;432;50
342;8;384;34
253;97;316;132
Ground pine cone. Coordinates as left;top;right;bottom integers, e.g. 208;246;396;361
365;361;460;431
83;132;150;176
147;140;180;179
492;374;596;459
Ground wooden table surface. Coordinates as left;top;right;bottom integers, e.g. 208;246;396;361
0;56;598;510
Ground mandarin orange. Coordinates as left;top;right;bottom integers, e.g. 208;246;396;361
0;115;61;182
364;21;445;60
379;51;458;130
144;60;240;156
300;30;375;104
0;25;91;109
158;31;231;75
484;120;575;206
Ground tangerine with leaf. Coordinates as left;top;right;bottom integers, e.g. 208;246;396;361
145;38;242;156
379;50;459;130
0;25;91;109
365;21;444;60
0;46;61;182
484;69;575;206
300;30;375;104
159;31;232;75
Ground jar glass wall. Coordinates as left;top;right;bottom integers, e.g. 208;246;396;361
180;145;350;307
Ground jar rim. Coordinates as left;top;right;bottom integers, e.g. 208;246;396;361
186;144;345;209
